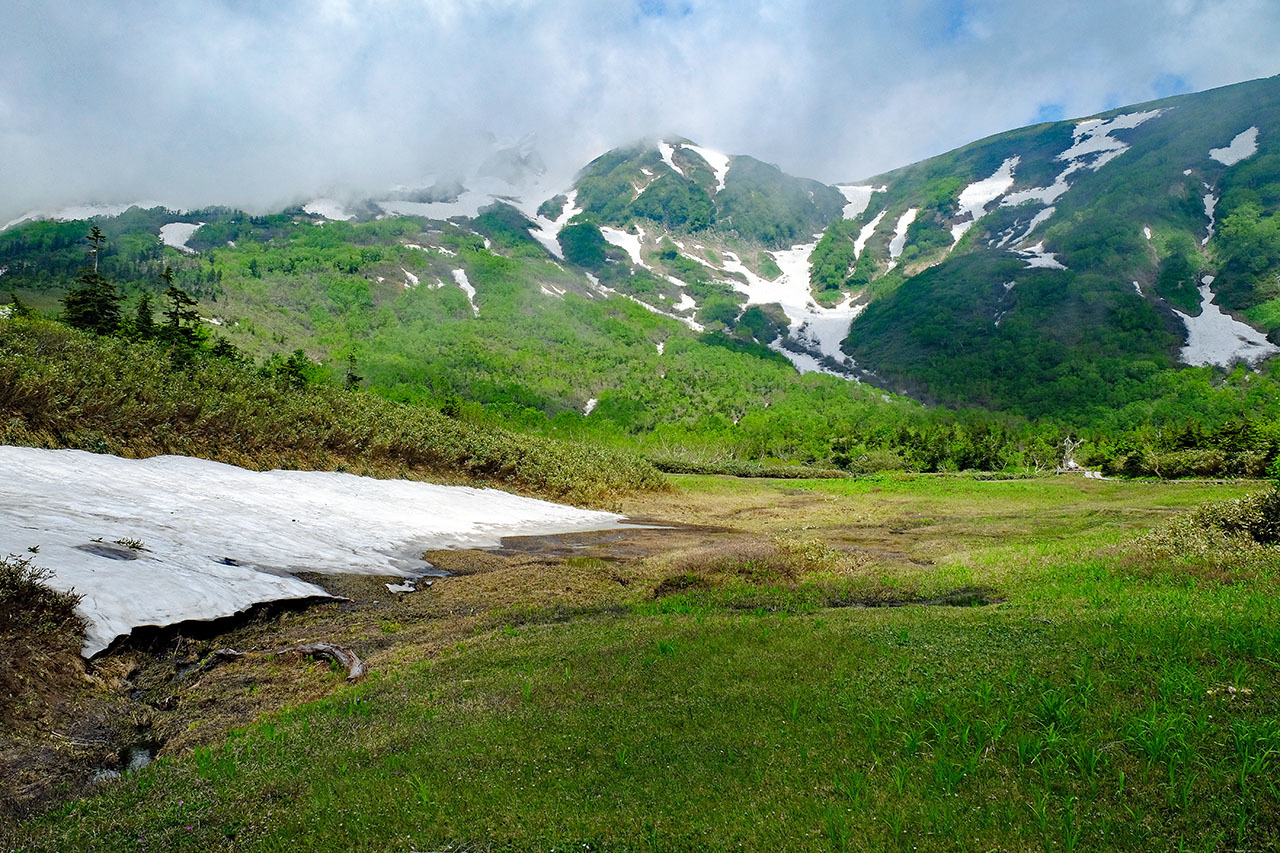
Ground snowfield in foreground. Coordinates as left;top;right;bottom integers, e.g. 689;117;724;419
0;447;624;656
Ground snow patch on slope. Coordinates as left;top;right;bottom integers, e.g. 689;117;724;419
886;209;918;269
1203;191;1218;245
835;185;883;221
681;144;731;191
601;226;647;267
951;157;1018;242
1174;284;1279;367
854;210;887;259
159;222;204;253
1003;110;1164;207
529;190;581;259
451;269;478;315
1015;242;1066;270
658;141;685;177
0;447;624;656
721;242;863;377
1210;127;1259;166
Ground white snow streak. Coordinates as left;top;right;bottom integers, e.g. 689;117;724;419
854;210;887;259
951;158;1019;243
584;397;598;416
1007;206;1056;248
529;190;581;259
401;267;419;288
600;226;646;267
721;243;862;377
658;141;685;177
1015;242;1066;270
886;209;918;268
1210;127;1259;166
1174;284;1279;367
0;447;624;656
158;222;203;253
1003;110;1164;207
681;144;731;191
1143;226;1152;240
835;185;883;221
451;268;478;315
1203;192;1218;245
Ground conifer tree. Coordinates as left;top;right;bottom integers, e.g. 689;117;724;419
61;226;123;335
131;293;156;340
159;266;204;364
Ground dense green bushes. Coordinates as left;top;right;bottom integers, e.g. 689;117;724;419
0;317;665;504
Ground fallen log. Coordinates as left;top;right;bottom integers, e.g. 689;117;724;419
191;642;368;682
275;642;369;682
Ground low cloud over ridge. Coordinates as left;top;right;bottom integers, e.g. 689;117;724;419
2;0;1278;221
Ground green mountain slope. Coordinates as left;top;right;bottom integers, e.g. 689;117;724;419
834;75;1280;416
8;79;1280;475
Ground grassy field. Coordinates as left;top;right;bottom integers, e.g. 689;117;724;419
7;474;1280;851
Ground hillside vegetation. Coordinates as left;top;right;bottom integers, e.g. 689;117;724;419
0;317;664;505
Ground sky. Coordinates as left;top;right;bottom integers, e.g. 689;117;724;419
2;0;1279;222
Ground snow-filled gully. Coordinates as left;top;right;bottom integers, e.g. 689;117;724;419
0;447;629;656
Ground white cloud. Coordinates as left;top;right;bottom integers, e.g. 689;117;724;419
0;0;1277;222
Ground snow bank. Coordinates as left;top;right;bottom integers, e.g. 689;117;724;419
158;222;203;253
1174;284;1279;367
402;267;420;288
1210;127;1259;166
951;158;1018;242
584;397;598;416
1003;110;1163;207
1015;241;1066;270
529;190;581;259
600;226;647;267
658;141;685;177
681;144;731;191
886;209;918;268
720;242;863;377
1203;191;1218;245
303;199;354;221
0;447;624;656
835;185;882;221
854;210;887;259
451;269;479;315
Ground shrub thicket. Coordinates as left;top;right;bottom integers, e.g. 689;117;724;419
0;317;665;504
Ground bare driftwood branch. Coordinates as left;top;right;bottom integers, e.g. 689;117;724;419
192;642;368;681
274;642;369;681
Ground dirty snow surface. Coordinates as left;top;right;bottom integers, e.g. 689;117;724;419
158;222;203;253
0;447;625;656
1174;284;1280;367
1210;127;1259;166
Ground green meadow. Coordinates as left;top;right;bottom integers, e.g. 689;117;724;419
11;474;1279;852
